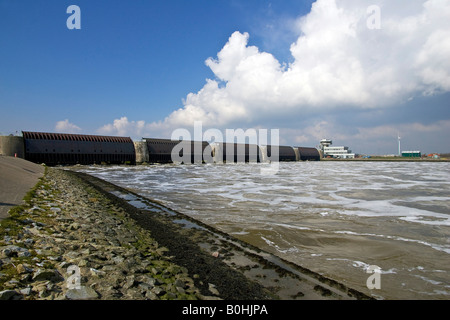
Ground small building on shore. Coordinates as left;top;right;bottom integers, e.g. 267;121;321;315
402;151;421;158
319;139;355;159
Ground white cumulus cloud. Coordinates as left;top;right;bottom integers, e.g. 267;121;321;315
99;0;450;149
55;119;81;134
97;117;147;137
160;0;450;128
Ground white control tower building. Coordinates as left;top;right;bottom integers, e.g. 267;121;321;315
319;139;355;159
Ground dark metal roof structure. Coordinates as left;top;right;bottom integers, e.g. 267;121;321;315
296;147;321;161
144;138;211;164
22;131;132;143
215;143;261;163
22;131;135;165
266;145;297;161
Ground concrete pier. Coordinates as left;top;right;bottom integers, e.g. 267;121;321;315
134;140;149;164
0;135;25;158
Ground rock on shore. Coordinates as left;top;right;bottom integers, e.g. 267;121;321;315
0;168;203;300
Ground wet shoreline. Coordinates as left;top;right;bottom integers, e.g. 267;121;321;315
76;162;450;299
69;169;371;300
1;167;371;300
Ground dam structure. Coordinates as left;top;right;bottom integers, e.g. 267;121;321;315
22;132;136;165
1;131;321;165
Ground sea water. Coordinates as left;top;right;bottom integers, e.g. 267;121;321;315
79;161;450;299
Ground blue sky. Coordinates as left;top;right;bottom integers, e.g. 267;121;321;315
1;0;449;154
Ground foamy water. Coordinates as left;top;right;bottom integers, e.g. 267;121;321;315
78;161;450;299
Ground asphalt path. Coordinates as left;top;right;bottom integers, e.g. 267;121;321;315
0;156;45;220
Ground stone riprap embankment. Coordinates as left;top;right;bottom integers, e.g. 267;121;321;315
0;168;204;300
1;164;371;301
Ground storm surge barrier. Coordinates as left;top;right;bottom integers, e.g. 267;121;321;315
18;132;136;165
142;138;320;164
0;132;320;165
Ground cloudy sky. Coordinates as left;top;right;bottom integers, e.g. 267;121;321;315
1;0;449;154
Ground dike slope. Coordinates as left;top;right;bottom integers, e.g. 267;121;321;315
0;156;45;220
1;166;372;300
